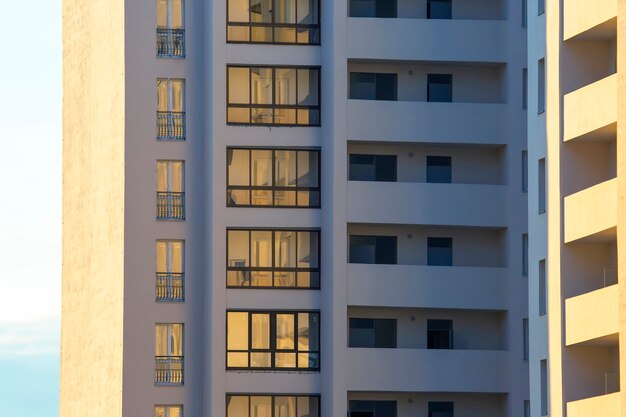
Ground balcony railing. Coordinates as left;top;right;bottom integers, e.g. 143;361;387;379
155;356;184;385
157;111;186;140
157;192;185;220
157;28;185;58
156;273;185;301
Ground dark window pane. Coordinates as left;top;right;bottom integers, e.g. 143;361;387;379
349;154;396;182
350;73;377;100
427;320;453;349
350;235;376;264
428;74;453;102
375;0;397;17
349;318;375;347
375;74;397;101
429;401;454;417
427;156;451;183
350;0;376;17
375;236;397;264
374;319;397;348
375;155;397;181
427;0;452;19
375;402;397;417
427;237;452;266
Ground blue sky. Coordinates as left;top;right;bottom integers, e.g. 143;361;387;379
0;1;61;416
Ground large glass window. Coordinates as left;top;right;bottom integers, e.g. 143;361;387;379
349;318;396;348
227;311;320;370
157;0;185;57
427;74;453;102
427;319;453;349
348;401;397;417
349;73;397;101
227;395;320;417
349;235;397;264
228;0;320;44
156;240;185;301
155;323;184;385
349;154;396;182
157;79;185;140
227;229;320;288
157;160;185;220
349;0;396;17
426;156;452;183
427;237;452;266
228;148;320;207
228;66;320;126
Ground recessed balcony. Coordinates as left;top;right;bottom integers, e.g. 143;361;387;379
564;178;616;243
347;18;505;62
565;284;619;346
563;74;617;142
564;0;616;41
347;263;507;310
347;181;506;227
347;348;507;393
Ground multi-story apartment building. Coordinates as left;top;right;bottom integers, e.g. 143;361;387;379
61;0;529;417
527;0;624;416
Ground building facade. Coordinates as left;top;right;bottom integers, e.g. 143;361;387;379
61;0;530;416
527;0;625;416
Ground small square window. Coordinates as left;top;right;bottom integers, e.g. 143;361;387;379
426;156;451;183
427;320;453;349
427;74;453;102
427;0;451;19
427;237;452;266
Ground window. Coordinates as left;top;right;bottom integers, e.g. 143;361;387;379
349;318;397;348
226;311;320;370
349;401;397;417
429;402;453;417
540;360;548;415
227;66;320;126
157;0;185;57
427;74;452;102
157;79;185;140
157;161;185;220
427;237;452;266
427;319;453;349
227;148;320;207
522;234;529;276
524;400;530;417
523;318;529;360
522;150;528;192
538;0;545;15
349;0;397;17
538;158;545;213
349;73;397;101
349;154;397;182
156;240;184;302
227;229;320;288
539;260;546;316
522;0;527;27
227;395;320;417
427;156;452;183
349;235;397;264
155;405;183;417
427;0;451;19
537;59;545;113
523;68;528;109
227;0;320;44
155;323;184;385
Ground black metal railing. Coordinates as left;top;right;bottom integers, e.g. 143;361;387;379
155;356;184;385
157;28;186;57
157;192;185;220
157;111;186;140
156;273;185;301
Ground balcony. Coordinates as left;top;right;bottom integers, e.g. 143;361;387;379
564;178;616;243
565;284;619;346
347;100;505;144
155;356;184;385
563;74;617;142
564;0;616;40
156;273;185;302
347;348;507;393
567;392;621;417
157;111;186;141
347;263;507;310
156;29;186;58
347;18;505;63
156;192;185;221
347;181;506;227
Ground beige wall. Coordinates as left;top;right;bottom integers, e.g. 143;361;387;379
60;1;126;417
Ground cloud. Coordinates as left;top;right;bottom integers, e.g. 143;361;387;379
0;317;60;356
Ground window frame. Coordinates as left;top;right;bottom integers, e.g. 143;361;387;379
226;394;321;417
226;0;321;45
157;79;186;140
156;160;186;221
226;228;321;289
348;318;397;348
226;310;321;371
156;239;185;302
227;65;322;126
155;323;184;386
154;405;184;417
227;148;321;208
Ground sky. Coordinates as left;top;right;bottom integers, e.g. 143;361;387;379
0;0;61;416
